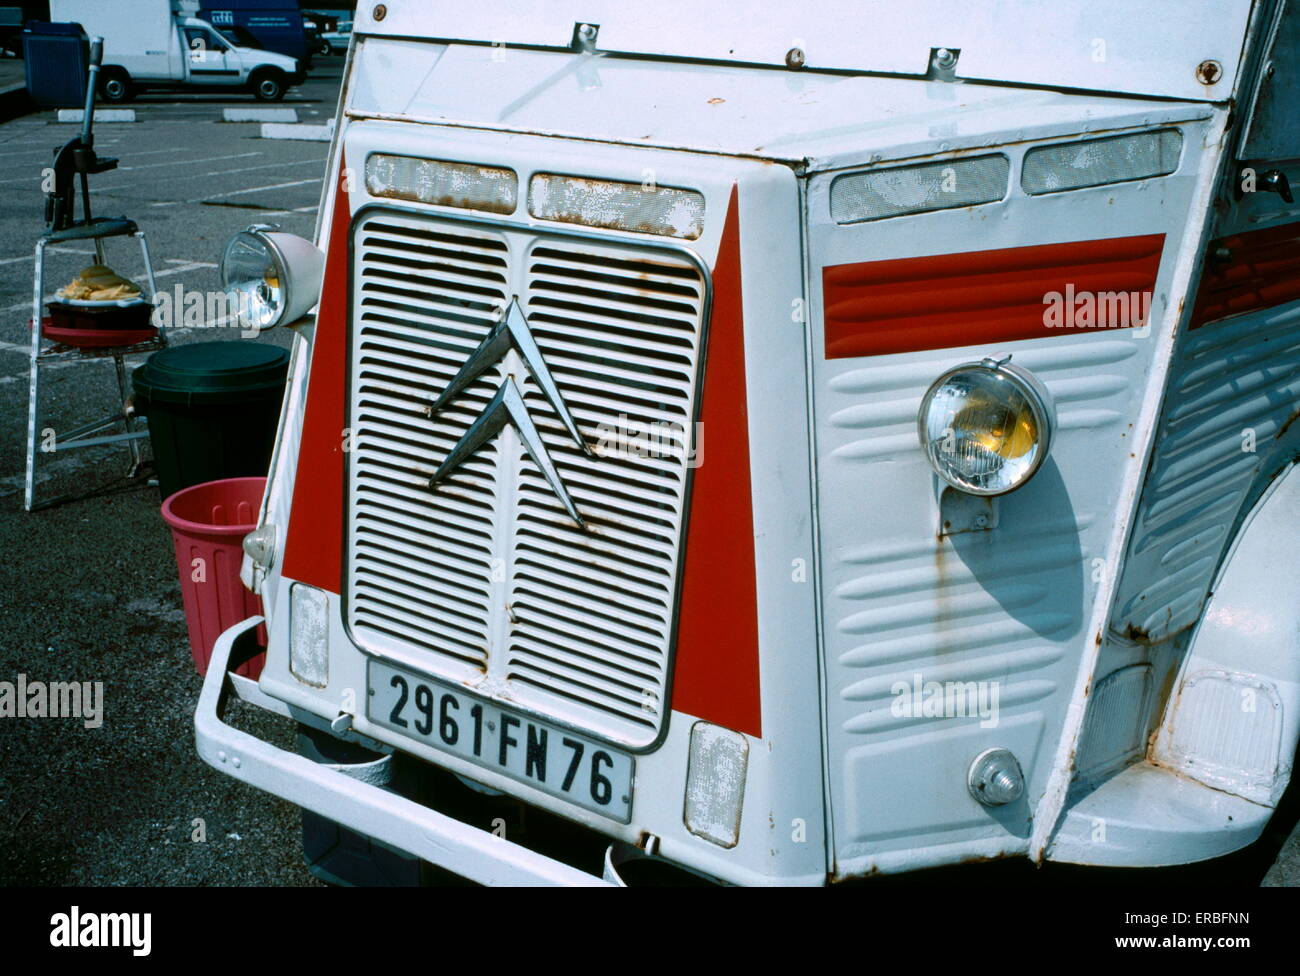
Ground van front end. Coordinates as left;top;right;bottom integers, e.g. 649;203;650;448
196;2;1300;885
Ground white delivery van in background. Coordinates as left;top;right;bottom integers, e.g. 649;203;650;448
50;0;303;101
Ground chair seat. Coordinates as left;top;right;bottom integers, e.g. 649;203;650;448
46;217;139;243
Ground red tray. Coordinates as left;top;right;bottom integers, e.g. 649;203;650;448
31;317;158;348
47;299;153;331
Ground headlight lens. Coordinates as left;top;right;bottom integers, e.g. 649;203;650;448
917;357;1054;495
220;226;324;331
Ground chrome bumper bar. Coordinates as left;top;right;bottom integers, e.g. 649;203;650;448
194;616;613;886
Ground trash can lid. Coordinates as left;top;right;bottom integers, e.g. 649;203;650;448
133;341;289;405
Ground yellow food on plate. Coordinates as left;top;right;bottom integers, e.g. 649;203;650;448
57;264;142;302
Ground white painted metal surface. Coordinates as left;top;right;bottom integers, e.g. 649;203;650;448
253;115;828;884
202;1;1300;884
1153;464;1300;806
346;38;1212;171
1049;760;1273;867
355;0;1254;102
805;110;1228;876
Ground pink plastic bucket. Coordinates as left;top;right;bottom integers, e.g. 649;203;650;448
161;476;267;678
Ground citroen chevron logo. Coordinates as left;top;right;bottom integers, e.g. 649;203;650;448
426;298;593;527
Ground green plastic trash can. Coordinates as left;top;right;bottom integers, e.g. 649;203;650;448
133;341;290;500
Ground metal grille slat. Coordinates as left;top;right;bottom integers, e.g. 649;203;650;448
347;210;706;748
348;213;508;683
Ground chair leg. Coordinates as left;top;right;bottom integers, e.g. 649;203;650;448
113;351;145;475
135;232;163;344
24;239;47;512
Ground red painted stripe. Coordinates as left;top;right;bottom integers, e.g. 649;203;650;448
822;234;1165;359
280;167;350;593
670;186;763;739
1189;221;1300;329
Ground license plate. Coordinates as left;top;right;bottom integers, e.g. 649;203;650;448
366;660;634;822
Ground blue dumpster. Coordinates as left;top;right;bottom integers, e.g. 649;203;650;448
23;21;90;108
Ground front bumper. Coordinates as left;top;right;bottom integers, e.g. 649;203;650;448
194;616;613;886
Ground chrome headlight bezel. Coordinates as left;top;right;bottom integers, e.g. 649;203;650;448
917;356;1055;497
220;225;324;332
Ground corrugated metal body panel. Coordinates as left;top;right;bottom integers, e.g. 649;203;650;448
822;235;1164;359
345;39;1212;172
806;109;1224;875
354;0;1252;102
819;336;1136;870
345;209;708;747
1189;221;1300;328
1110;298;1300;644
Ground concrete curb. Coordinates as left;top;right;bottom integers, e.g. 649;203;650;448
223;107;298;123
57;108;137;123
260;117;335;141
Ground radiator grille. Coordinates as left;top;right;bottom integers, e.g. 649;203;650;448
346;209;707;747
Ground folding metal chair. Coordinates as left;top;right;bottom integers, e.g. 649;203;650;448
22;36;166;511
24;222;163;511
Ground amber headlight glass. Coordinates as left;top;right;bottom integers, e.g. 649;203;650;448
917;356;1054;495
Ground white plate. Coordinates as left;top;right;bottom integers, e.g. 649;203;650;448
53;295;149;308
367;658;635;821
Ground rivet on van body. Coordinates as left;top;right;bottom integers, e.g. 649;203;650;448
785;47;806;69
573;23;599;53
372;4;387;21
1196;60;1222;84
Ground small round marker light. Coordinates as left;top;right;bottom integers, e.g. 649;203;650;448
220;225;324;332
917;355;1054;496
968;748;1025;806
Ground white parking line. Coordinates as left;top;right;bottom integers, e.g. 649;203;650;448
58;152;266;190
0;151;263;186
203;158;325;178
214;177;322;198
155;260;218;275
0;246;99;267
116;151;263;173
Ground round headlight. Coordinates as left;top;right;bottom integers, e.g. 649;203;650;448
917;356;1054;496
220;226;324;332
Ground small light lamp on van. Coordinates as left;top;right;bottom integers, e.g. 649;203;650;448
917;355;1054;496
220;225;325;332
289;583;329;688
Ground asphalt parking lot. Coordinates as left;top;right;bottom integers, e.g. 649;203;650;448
0;62;340;885
0;54;1295;889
